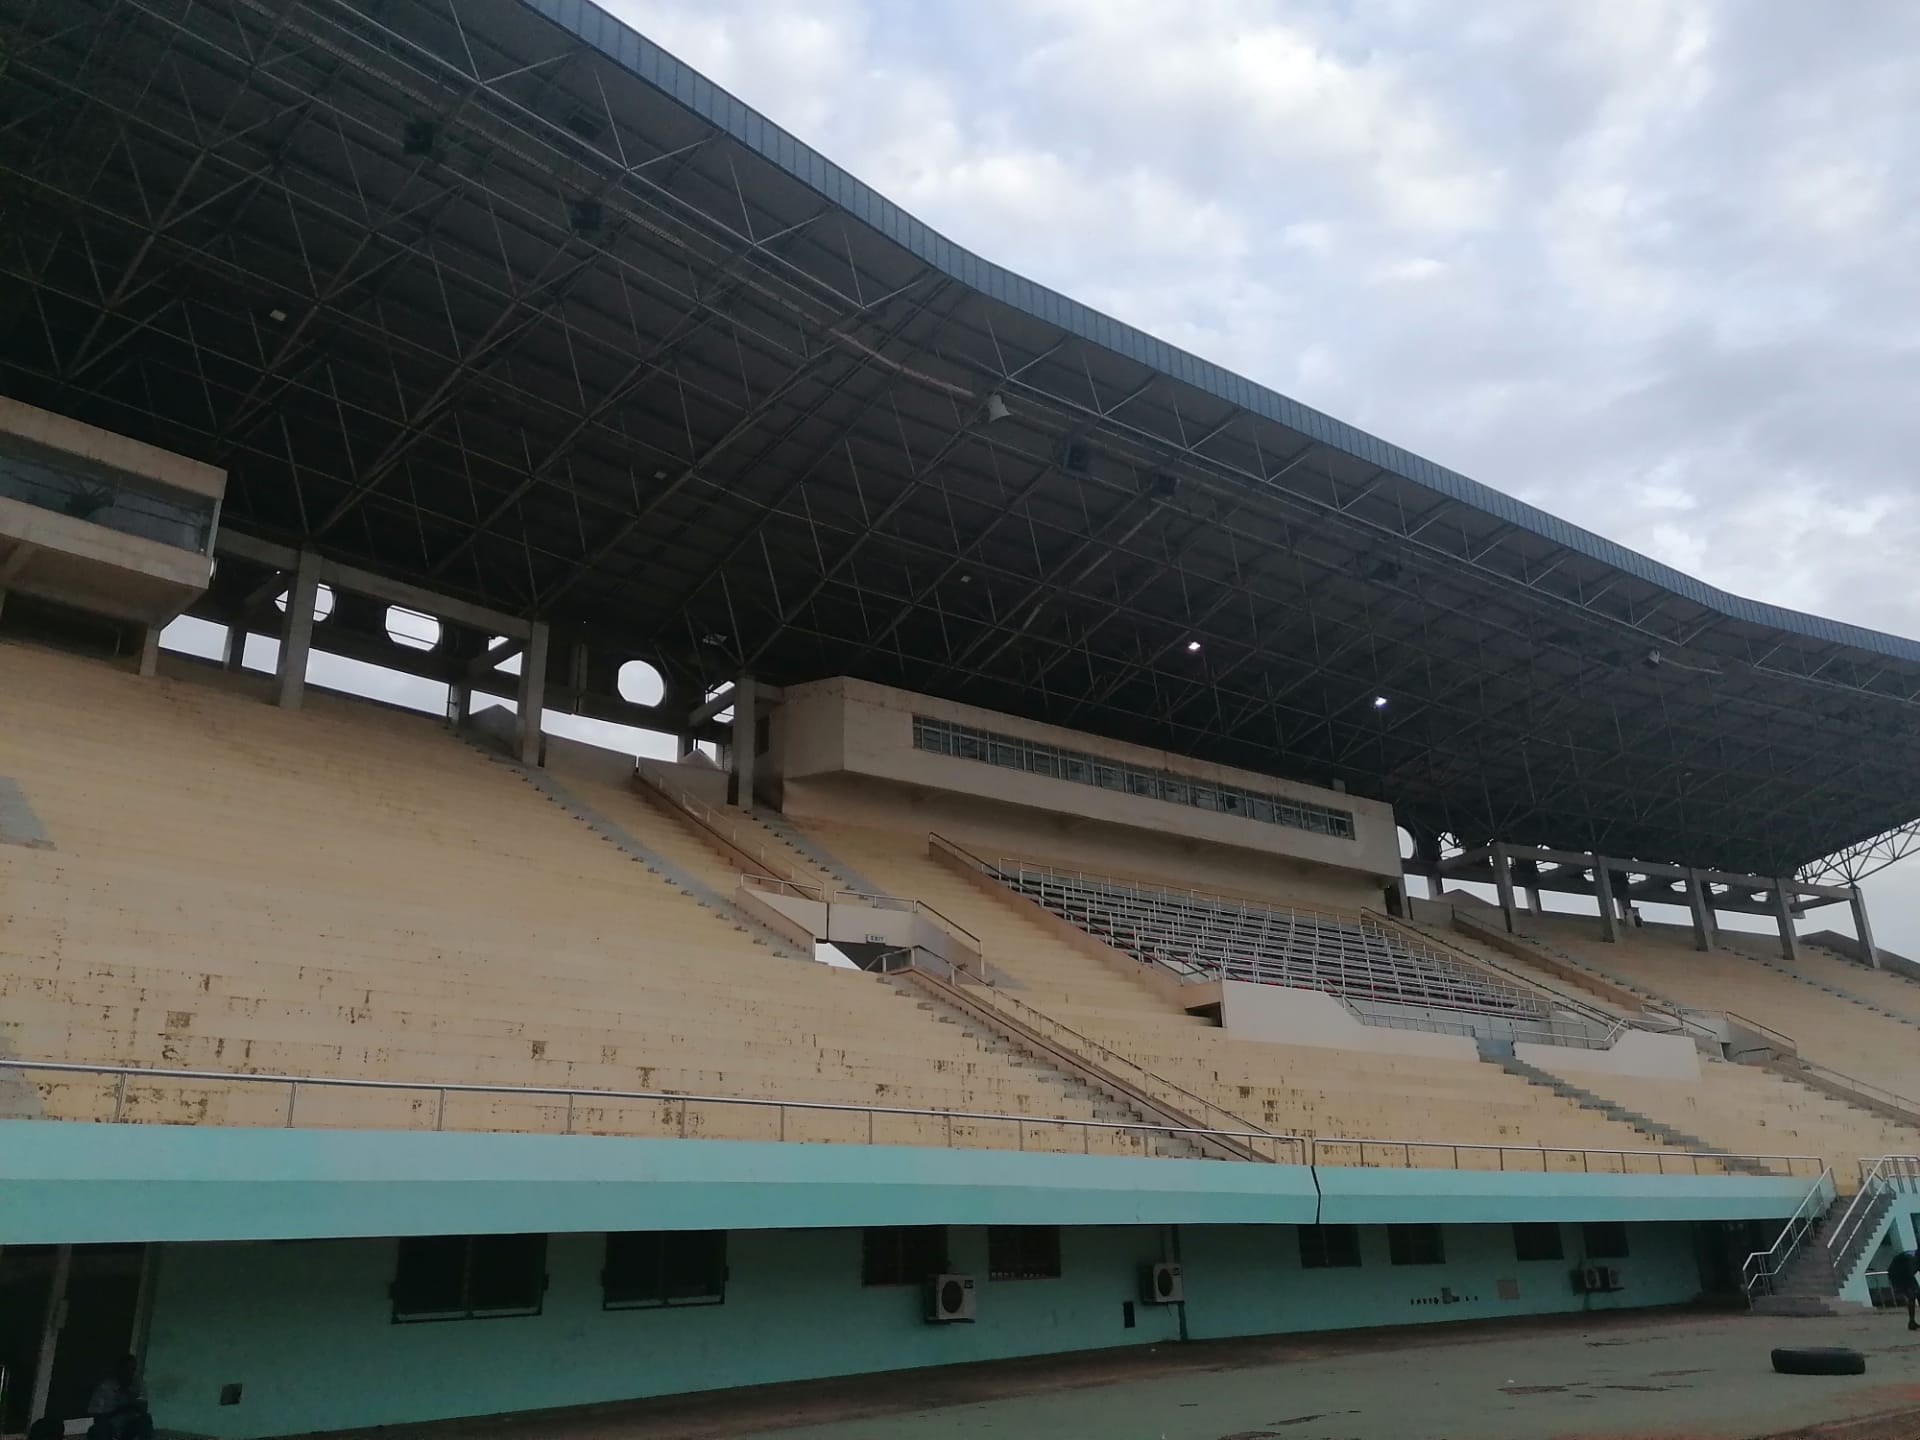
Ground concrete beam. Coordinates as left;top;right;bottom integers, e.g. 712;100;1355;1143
1849;886;1881;970
1491;842;1517;934
516;620;549;767
1593;860;1620;944
274;549;322;711
688;682;736;730
1685;868;1716;952
137;623;162;678
728;677;757;809
1771;879;1799;964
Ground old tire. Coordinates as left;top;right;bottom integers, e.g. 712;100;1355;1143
1771;1346;1866;1376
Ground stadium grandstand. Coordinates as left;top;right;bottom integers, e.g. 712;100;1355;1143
0;1;1917;1436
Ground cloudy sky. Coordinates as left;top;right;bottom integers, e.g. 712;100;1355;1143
577;1;1920;943
184;0;1920;948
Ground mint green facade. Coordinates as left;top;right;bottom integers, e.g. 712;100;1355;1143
0;1122;1810;1244
142;1219;1705;1439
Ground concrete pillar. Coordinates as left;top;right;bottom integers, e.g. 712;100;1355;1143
1771;879;1799;964
1492;842;1518;934
1593;861;1620;943
1685;868;1716;952
222;616;249;672
446;677;471;730
1849;885;1881;970
729;676;757;809
274;550;322;710
516;620;549;766
137;623;162;678
1525;884;1543;916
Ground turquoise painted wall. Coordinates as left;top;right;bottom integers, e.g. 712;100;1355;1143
142;1226;1182;1438
138;1220;1706;1439
0;1121;1811;1245
1180;1220;1700;1341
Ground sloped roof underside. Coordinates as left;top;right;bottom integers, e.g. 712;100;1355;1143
1;0;1917;876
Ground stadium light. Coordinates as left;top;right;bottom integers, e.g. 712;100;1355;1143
984;393;1011;423
1186;639;1202;653
1372;695;1389;709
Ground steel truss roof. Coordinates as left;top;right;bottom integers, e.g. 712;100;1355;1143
2;0;1919;877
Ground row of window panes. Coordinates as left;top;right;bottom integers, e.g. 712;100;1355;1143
393;1222;1632;1321
0;447;217;554
912;717;1354;840
1300;1222;1629;1270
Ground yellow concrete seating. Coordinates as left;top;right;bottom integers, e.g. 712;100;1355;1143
0;642;1131;1150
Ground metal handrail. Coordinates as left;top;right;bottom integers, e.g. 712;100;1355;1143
1374;910;1629;1039
962;979;1271;1141
1789;1060;1920;1119
830;888;983;952
0;1058;1822;1176
1826;1155;1920;1264
1742;1166;1835;1299
632;764;800;886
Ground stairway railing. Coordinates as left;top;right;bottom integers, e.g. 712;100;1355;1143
1743;1167;1836;1300
1826;1154;1920;1266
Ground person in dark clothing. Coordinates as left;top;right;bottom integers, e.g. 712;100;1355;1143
1889;1248;1919;1331
86;1355;153;1440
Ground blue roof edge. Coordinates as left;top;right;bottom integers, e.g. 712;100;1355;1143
527;0;1920;669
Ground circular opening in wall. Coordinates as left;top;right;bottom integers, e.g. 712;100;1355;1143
385;605;441;651
617;659;665;707
273;582;335;621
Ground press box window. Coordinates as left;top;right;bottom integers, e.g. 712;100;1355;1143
1388;1224;1445;1267
603;1231;727;1309
1582;1222;1630;1259
988;1226;1061;1281
862;1226;947;1286
1513;1223;1564;1262
391;1234;546;1321
1298;1224;1362;1269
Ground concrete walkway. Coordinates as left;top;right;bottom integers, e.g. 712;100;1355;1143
304;1310;1920;1440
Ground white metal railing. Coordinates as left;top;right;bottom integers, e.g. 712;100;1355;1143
996;858;1548;1020
0;1058;1823;1178
1378;911;1630;1040
1742;1167;1836;1300
1826;1155;1920;1267
632;764;801;885
1792;1062;1920;1121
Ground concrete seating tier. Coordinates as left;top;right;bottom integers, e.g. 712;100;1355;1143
0;642;1133;1150
793;822;1680;1165
1512;913;1920;1101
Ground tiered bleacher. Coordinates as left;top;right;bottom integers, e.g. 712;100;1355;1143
0;642;1154;1154
993;860;1544;1019
786;822;1694;1171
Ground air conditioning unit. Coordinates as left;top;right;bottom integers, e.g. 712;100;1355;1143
1573;1265;1620;1295
925;1273;976;1323
1601;1265;1623;1293
1142;1262;1184;1304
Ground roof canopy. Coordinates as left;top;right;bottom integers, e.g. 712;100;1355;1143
2;0;1918;876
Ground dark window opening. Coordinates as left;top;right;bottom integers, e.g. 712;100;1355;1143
1513;1223;1564;1262
392;1234;546;1321
1298;1224;1362;1269
1582;1222;1630;1259
862;1226;947;1286
1388;1224;1445;1267
603;1231;727;1309
988;1226;1062;1281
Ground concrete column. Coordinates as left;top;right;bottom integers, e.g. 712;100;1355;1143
137;623;163;678
516;620;549;766
1771;879;1800;964
1525;884;1543;916
446;676;471;730
1593;861;1620;943
222;616;249;672
274;550;322;710
1685;868;1716;952
1492;842;1518;934
1849;885;1881;970
729;676;757;809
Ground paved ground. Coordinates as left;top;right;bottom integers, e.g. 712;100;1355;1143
308;1310;1920;1440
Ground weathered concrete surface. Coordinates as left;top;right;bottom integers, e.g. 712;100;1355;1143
294;1309;1920;1440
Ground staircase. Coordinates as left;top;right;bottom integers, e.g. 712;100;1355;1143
1482;1049;1757;1168
1748;1195;1886;1317
888;981;1214;1160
